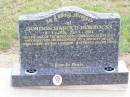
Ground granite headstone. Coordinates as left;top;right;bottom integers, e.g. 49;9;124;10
11;6;129;87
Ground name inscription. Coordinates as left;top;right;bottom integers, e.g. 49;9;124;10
21;12;116;46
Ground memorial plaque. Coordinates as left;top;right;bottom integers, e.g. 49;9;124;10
11;6;129;87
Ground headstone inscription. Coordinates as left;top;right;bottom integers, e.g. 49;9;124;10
11;6;129;87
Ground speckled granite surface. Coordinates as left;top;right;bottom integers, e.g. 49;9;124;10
12;61;128;87
11;6;128;87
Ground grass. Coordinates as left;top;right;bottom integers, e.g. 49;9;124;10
0;0;130;52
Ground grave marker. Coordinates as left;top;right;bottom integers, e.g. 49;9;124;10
11;6;129;87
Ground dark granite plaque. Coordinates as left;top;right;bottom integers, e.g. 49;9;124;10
11;6;129;87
